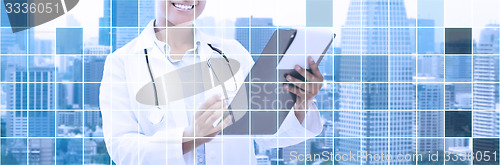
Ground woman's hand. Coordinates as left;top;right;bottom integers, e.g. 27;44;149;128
182;95;233;154
283;56;324;123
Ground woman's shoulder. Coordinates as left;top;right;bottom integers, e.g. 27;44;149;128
101;37;143;70
110;38;141;56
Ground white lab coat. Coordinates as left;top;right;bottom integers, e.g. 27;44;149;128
99;20;323;165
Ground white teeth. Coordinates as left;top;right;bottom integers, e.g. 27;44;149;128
173;3;194;10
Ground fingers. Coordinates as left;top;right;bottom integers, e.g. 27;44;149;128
215;114;233;131
205;110;223;126
294;65;321;82
203;100;226;123
294;65;310;82
197;95;224;119
285;75;323;94
286;75;305;91
308;56;322;77
198;99;227;122
286;56;324;97
194;110;205;120
306;83;323;95
206;112;232;137
199;95;221;109
293;57;324;83
221;114;233;129
283;84;306;98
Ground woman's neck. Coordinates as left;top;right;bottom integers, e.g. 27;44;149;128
154;19;195;59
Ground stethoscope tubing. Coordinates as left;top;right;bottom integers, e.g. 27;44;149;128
144;44;236;124
144;49;160;107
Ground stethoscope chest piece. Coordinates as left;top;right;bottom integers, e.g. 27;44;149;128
148;106;164;125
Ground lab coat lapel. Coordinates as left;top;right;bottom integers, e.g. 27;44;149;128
134;20;189;128
196;30;223;61
197;30;225;96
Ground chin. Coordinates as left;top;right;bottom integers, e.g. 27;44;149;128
168;19;195;27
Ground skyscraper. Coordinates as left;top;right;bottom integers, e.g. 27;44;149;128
445;56;472;82
5;64;55;137
139;0;155;27
445;84;456;109
337;0;415;164
83;55;107;109
473;26;500;137
99;0;111;46
417;84;444;153
111;0;139;51
29;139;55;164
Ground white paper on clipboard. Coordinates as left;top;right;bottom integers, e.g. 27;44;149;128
276;28;334;69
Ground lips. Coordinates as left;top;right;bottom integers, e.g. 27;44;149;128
172;2;195;10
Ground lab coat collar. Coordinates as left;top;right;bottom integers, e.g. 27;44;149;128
136;19;222;61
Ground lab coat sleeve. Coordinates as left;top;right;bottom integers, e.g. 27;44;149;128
254;103;323;149
99;54;186;165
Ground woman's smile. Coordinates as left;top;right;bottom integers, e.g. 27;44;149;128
171;2;197;11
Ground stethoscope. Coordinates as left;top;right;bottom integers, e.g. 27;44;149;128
144;43;236;125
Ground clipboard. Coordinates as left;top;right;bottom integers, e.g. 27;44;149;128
223;28;334;135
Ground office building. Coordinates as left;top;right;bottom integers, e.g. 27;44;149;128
417;56;444;81
57;111;82;127
72;58;84;109
417;84;444;153
139;0;155;27
85;111;103;130
84;45;111;55
446;138;470;150
445;84;456;109
111;0;139;51
84;56;107;109
4;63;56;163
322;121;334;148
473;26;500;137
1;139;28;164
445;56;472;82
99;0;111;46
29;139;55;164
256;155;271;165
336;0;415;164
104;0;155;50
5;64;56;137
